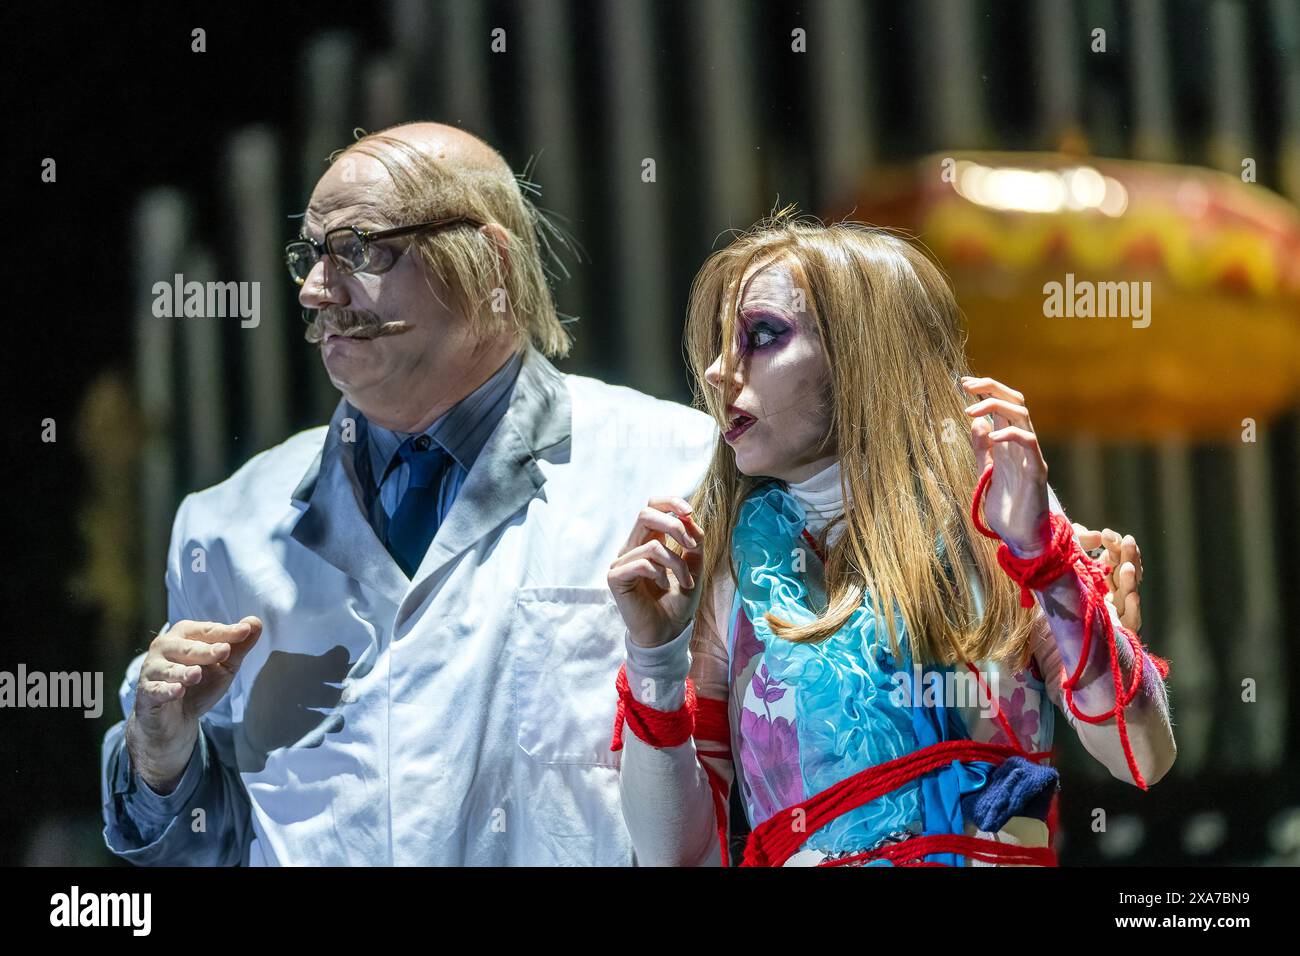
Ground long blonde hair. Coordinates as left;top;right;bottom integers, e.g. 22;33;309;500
685;209;1038;669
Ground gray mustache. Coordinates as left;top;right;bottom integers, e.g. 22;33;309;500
303;307;385;344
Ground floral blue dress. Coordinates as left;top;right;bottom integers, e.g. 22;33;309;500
724;482;1056;865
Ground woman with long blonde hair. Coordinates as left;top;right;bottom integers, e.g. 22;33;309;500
607;210;1176;866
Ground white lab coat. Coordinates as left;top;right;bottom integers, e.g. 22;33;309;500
101;345;716;865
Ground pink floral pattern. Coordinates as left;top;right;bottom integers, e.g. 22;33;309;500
987;685;1041;750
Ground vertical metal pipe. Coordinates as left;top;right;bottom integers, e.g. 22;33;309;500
1273;0;1300;198
601;0;673;393
229;126;291;448
1153;439;1211;773
438;0;493;140
1230;428;1284;769
389;0;435;116
1130;0;1216;770
1271;4;1300;703
808;0;874;208
1034;0;1082;145
1209;0;1251;173
520;0;592;369
1206;0;1284;769
364;54;409;131
690;0;759;231
917;0;988;148
178;247;228;489
1130;0;1176;162
134;189;188;631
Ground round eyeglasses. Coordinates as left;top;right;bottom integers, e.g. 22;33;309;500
284;216;484;286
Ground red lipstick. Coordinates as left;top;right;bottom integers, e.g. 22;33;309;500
724;405;757;443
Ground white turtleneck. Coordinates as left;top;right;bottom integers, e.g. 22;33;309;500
786;459;846;548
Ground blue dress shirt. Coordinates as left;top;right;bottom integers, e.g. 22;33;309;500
357;349;524;544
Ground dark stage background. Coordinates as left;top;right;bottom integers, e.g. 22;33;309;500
2;0;1298;866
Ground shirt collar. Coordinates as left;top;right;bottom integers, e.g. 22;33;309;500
364;348;525;483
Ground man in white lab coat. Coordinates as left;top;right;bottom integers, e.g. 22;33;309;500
100;122;716;865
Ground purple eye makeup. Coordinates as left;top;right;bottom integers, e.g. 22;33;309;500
739;311;791;354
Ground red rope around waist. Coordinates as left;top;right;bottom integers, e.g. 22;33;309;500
742;738;1056;867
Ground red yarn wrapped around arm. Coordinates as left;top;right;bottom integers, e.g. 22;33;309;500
970;464;1170;790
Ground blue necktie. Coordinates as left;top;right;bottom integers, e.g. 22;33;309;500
386;435;451;577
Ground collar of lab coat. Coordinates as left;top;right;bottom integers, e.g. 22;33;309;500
288;343;573;605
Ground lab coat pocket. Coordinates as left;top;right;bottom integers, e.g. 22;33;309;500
514;586;625;767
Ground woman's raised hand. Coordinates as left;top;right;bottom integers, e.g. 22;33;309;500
607;496;705;648
1072;523;1144;632
961;375;1052;556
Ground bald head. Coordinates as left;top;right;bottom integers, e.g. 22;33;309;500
305;122;513;226
367;122;512;177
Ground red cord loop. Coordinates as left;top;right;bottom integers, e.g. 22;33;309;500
610;665;734;865
610;662;696;751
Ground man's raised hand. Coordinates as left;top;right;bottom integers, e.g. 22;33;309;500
126;616;262;792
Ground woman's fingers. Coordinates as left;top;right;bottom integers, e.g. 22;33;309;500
968;414;994;472
988;425;1039;445
962;377;1045;478
608;557;671;592
1073;523;1103;552
656;497;703;540
963;397;1032;432
610;539;696;590
987;426;1048;476
1113;557;1138;603
1097;528;1142;582
608;557;681;594
1111;584;1142;632
1122;590;1142;632
960;376;1025;406
645;495;694;516
625;499;698;552
1099;528;1120;571
1120;533;1142;584
1087;528;1143;631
